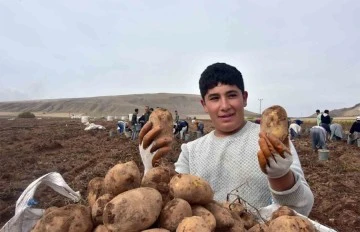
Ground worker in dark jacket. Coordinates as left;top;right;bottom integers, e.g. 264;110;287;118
348;116;360;145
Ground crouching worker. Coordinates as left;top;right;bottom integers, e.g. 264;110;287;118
310;125;327;152
289;120;302;141
174;120;189;140
348;116;360;145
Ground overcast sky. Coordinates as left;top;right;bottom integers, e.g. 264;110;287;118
0;0;359;117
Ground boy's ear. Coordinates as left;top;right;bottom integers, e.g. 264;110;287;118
201;99;208;113
243;91;248;107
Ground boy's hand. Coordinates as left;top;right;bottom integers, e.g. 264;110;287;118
257;132;293;179
139;122;172;174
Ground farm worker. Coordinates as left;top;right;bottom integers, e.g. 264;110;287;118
330;123;343;141
348;116;360;144
138;63;314;216
192;117;204;136
174;120;189;140
117;121;126;134
321;110;331;125
310;125;327;152
144;106;151;124
289;120;301;141
131;108;139;140
174;110;180;123
315;109;321;126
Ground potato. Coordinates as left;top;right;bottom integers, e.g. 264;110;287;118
103;187;163;232
191;205;216;231
91;194;113;225
228;218;246;232
260;105;289;148
103;160;141;196
218;202;246;232
268;215;316;232
87;177;104;208
176;216;211;232
204;201;234;230
271;206;296;220
239;211;257;230
31;204;93;232
93;225;109;232
159;198;192;231
169;174;214;205
146;108;174;165
141;166;177;205
148;108;173;143
248;223;269;232
142;229;170;232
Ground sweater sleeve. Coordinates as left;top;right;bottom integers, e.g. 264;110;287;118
269;141;314;216
174;143;190;173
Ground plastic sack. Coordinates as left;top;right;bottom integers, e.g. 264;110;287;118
84;123;105;131
258;203;337;232
0;172;81;232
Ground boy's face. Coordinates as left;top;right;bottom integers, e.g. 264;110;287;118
201;83;248;137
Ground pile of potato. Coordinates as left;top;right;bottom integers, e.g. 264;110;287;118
30;160;316;232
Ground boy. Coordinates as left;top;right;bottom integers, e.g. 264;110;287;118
138;63;313;216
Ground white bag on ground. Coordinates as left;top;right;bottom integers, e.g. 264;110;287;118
0;172;81;232
258;203;337;232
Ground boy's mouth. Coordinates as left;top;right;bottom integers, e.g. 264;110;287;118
218;113;235;119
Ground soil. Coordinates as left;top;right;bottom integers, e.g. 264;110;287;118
0;118;359;231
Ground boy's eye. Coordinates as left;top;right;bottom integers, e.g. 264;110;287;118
228;93;238;98
209;96;219;101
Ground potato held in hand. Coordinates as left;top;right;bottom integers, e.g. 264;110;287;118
139;108;173;166
260;105;289;148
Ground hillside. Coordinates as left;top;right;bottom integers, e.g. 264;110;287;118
309;103;360;117
0;93;260;118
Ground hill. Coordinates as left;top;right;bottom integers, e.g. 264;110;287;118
0;93;260;119
309;103;360;117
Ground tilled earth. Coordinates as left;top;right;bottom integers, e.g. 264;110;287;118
0;118;359;231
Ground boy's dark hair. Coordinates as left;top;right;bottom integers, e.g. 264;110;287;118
316;109;320;113
135;108;138;112
324;109;329;114
199;63;245;99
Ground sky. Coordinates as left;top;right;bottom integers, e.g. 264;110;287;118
0;0;359;117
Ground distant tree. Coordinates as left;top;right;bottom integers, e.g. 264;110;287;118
18;111;36;118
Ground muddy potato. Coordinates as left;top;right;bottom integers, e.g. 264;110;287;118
260;105;289;147
91;194;113;225
228;218;246;232
103;160;141;196
191;205;216;231
103;187;163;232
143;108;174;166
141;166;177;205
271;206;296;220
142;229;170;232
268;215;315;232
148;108;174;142
93;225;109;232
169;174;214;205
204;201;234;230
176;216;211;232
31;204;93;232
240;211;257;230
221;201;245;221
87;177;104;208
159;198;192;231
248;223;269;232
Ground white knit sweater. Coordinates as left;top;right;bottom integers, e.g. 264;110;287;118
175;121;314;216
